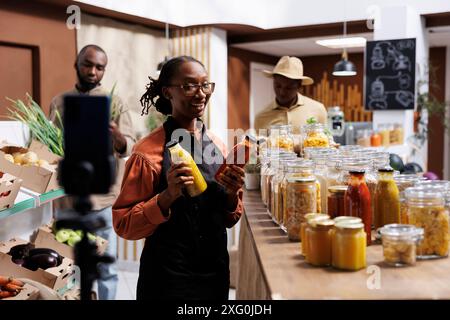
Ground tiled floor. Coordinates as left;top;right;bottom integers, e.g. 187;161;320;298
113;270;236;300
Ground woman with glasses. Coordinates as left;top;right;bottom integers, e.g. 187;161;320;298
112;56;245;300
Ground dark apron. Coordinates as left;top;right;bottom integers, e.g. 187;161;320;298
136;117;230;300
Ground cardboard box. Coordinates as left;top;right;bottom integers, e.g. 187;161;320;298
0;238;73;292
3;283;40;300
0;173;22;211
33;225;108;260
0;140;60;194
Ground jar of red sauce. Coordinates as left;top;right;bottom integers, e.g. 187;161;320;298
344;170;372;245
327;185;347;218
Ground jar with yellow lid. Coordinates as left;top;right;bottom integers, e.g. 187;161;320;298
305;219;335;266
406;187;449;259
302;123;330;150
379;224;424;267
268;125;295;152
300;213;329;256
331;221;367;270
285;176;317;241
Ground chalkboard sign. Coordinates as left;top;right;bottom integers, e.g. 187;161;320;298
364;38;415;110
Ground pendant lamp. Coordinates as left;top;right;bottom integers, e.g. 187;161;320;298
332;21;357;76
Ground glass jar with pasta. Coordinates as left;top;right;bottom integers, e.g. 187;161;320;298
268;125;295;152
406;187;449;259
302;123;330;150
285;176;317;241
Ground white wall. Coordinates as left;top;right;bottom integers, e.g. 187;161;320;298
208;28;228;145
75;0;450;29
249;62;275;129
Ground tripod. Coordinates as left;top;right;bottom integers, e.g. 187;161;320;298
56;162;114;300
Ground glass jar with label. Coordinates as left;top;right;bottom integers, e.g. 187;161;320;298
379;224;424;267
305;219;335;267
328;185;348;218
302;123;330;150
268;125;295;152
406;187;450;259
331;221;367;270
285;176;317;241
300;213;329;256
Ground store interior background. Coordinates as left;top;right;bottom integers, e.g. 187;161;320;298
1;0;450;299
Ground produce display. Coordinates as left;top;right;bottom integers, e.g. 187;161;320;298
3;151;50;167
0;276;25;299
54;229;96;247
7;243;63;271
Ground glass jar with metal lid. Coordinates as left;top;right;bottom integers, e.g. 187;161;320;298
331;221;367;270
271;158;301;225
327;185;348;218
285;176;317;241
405;187;449;259
379;224;424;266
268;124;295;152
394;174;424;224
301;213;330;256
415;180;450;189
305;219;335;266
264;152;296;216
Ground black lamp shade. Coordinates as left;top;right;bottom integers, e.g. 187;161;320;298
332;58;356;76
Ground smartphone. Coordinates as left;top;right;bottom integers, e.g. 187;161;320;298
58;95;116;195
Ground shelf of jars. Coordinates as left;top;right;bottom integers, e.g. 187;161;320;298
237;126;450;299
237;189;450;300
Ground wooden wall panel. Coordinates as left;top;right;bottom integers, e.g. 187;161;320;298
0;45;34;117
0;0;76;117
227;47;279;131
300;52;371;122
428;47;446;179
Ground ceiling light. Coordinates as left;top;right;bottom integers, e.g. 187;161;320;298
316;37;367;48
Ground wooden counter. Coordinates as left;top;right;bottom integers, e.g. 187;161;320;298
236;190;450;300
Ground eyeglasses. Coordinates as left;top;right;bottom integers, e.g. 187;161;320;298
168;82;215;96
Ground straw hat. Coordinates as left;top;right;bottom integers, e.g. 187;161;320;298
263;56;314;85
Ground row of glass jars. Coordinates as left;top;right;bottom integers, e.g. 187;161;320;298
262;123;331;157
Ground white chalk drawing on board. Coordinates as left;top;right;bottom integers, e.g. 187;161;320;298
368;72;413;109
368;39;415;109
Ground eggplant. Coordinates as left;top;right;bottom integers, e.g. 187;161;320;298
29;248;63;266
7;243;33;260
23;253;58;271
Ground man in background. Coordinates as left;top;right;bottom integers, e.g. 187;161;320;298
49;44;136;300
254;56;327;134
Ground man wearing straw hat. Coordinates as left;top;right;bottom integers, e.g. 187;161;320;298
254;56;327;134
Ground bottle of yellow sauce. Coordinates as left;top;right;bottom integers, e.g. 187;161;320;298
166;140;207;197
300;213;329;257
305;219;335;266
374;168;400;229
331;221;366;270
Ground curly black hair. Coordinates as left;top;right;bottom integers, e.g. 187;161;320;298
140;56;205;116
